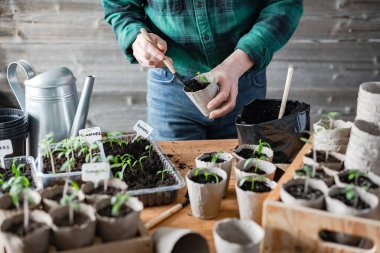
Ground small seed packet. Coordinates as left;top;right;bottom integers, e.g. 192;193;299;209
79;127;102;143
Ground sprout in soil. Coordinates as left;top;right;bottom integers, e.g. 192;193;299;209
320;112;340;130
194;168;220;183
145;144;153;158
108;154;135;180
300;135;319;175
348;170;370;190
0;174;4;186
344;185;359;207
79;142;101;163
239;175;267;191
196;71;210;85
298;165;314;194
60;179;80;225
256;139;271;159
40;132;57;174
111;193;131;217
243;158;263;174
133;156;147;173
105;131;126;149
157;168;170;182
11;158;25;177
210;151;223;164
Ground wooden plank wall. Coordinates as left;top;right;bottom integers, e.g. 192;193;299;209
0;0;379;132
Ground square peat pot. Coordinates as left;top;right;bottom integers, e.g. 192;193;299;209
235;98;310;163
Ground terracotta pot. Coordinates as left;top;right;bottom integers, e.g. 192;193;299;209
356;82;380;125
94;196;143;242
0;190;41;225
195;152;233;196
234;159;276;182
81;178;127;204
232;144;273;163
153;227;209;253
183;72;218;117
235;178;277;223
186;167;227;219
40;185;85;212
344;120;380;175
213;218;264;253
280;178;328;209
50;203;96;250
0;210;52;253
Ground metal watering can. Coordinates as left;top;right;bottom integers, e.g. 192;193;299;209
7;60;95;157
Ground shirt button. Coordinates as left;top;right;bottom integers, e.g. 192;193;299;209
204;34;209;41
197;1;202;7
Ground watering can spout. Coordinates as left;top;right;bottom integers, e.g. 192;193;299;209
70;75;95;137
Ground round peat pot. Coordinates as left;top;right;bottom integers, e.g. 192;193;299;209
0;108;28;157
235;99;310;163
153;227;209;253
213;218;264;253
356;82;380;125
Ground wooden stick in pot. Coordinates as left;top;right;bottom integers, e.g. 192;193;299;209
278;66;294;119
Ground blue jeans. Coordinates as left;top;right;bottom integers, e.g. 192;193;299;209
147;68;266;141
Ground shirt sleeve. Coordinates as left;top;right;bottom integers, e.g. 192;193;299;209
235;0;303;71
101;0;150;63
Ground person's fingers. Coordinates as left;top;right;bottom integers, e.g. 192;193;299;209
134;53;164;68
137;34;166;61
209;86;238;119
150;33;167;54
207;81;230;111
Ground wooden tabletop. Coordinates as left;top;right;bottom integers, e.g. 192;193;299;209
140;139;239;253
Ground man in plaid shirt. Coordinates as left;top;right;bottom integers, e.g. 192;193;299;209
102;0;303;140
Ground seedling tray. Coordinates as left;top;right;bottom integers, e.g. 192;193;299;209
35;141;107;188
262;140;380;253
103;134;185;207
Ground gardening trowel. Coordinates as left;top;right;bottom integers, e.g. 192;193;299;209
140;28;186;85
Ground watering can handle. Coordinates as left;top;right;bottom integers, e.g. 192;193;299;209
7;60;36;111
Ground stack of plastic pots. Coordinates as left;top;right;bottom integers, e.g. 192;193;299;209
0;108;28;157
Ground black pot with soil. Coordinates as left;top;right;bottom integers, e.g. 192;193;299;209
235;98;310;163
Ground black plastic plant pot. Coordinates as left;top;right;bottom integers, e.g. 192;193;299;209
0;108;28;157
235;99;310;163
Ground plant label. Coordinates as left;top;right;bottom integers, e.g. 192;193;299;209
0;140;13;168
133;120;153;139
79;127;102;143
82;162;110;184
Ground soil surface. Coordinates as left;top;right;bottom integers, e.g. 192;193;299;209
97;204;133;218
190;174;222;184
285;184;323;200
236;148;268;160
7;220;45;237
295;168;329;181
183;79;209;92
330;192;370;210
306;150;342;164
339;174;379;190
54;211;89;227
0;162;36;190
200;153;225;163
103;138;176;190
240;180;272;192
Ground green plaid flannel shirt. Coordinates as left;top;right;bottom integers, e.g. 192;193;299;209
101;0;303;76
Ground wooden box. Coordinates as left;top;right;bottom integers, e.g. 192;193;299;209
261;143;380;253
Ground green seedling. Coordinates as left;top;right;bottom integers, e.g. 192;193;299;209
11;158;25;177
210;151;223;164
194;168;220;183
108;154;135;180
60;179;80;225
111;193;131;217
239;175;267;191
256;139;271;158
196;72;209;85
145;144;153;158
348;170;369;190
320;112;340;130
298;165;314;194
40;132;57;174
105;132;126;149
157;168;170;182
344;185;359;207
244;158;261;174
0;174;4;186
133;156;147;172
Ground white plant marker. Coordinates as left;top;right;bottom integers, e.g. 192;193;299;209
82;162;110;189
79;127;102;143
278;66;294;119
0;140;13;168
132;120;153;142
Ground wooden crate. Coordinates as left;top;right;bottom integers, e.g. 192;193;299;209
261;142;380;253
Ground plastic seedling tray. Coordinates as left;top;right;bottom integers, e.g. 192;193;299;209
35;141;107;188
103;135;185;207
2;156;41;190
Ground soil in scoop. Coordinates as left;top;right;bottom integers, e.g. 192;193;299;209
240;180;271;192
339;174;379;190
7;220;45;237
97;204;132;218
103;138;176;190
54;211;89;227
306;150;342;164
200;153;225;163
0;162;36;189
285;184;323;200
190;174;222;184
42;148;101;174
236;148;268;160
331;192;370;210
183;79;210;92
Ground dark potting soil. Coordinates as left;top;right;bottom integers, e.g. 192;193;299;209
285;184;323;200
295;168;328;181
54;211;89;227
190;174;222;184
183;79;210;92
97;204;133;218
0;162;36;189
46;191;63;202
103;138;177;190
240;180;272;192
306;150;342;164
236;148;268;160
42;148;101;174
200;153;225;163
339;174;379;190
92;186;122;195
7;220;45;237
245;166;266;175
330;192;370;210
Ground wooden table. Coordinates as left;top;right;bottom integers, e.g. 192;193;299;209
140;139;238;253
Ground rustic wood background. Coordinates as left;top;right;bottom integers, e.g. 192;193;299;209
1;0;379;132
